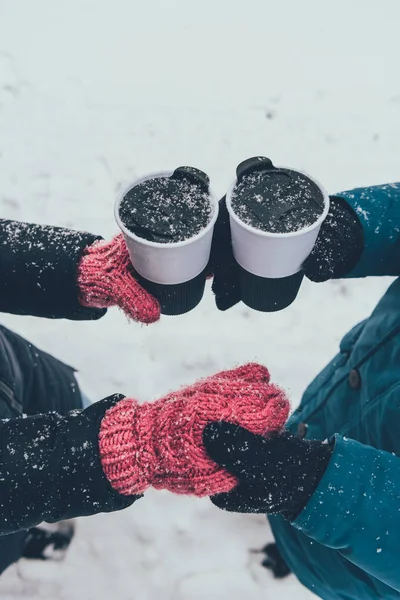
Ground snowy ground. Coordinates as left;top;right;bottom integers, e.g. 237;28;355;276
0;1;399;598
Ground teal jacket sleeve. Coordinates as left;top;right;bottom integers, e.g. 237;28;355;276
292;435;400;592
337;183;400;277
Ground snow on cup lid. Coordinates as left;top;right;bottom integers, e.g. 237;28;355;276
115;167;219;316
226;157;330;312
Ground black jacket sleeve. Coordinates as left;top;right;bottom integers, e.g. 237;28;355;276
0;394;139;534
0;219;106;320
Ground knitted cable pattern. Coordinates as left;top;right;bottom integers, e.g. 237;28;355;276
77;234;160;324
99;363;290;497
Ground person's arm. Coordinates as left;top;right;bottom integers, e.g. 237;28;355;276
203;423;400;594
0;363;282;534
0;219;104;319
211;182;400;310
0;395;139;534
0;220;159;322
293;436;400;592
304;183;400;281
337;183;400;278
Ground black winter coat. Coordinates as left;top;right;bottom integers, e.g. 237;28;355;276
0;219;137;536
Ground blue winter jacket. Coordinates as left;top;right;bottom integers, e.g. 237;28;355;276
269;182;400;600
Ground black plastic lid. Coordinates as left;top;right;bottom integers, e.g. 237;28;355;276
119;167;212;243
232;156;325;235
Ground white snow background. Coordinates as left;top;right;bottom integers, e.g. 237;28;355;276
0;0;399;598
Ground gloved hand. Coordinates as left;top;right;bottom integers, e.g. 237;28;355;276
303;195;364;282
77;234;160;323
210;195;364;310
209;197;241;311
202;423;333;520
99;364;289;498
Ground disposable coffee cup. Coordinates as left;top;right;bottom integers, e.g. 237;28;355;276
226;157;330;312
115;166;219;316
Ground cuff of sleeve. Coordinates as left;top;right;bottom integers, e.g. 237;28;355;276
292;436;368;545
47;395;141;521
61;232;108;321
337;184;400;277
0;220;107;320
99;398;144;496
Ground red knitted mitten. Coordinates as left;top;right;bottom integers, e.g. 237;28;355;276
77;234;160;324
99;363;290;498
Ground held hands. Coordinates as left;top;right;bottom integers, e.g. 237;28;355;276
97;364;331;521
98;364;289;498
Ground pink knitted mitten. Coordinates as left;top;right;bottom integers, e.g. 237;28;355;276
99;363;290;498
77;234;160;324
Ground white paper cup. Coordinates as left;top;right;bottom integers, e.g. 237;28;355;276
115;169;219;315
226;163;330;311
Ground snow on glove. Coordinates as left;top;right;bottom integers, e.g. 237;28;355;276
99;364;289;497
203;425;333;520
303;196;363;282
77;234;160;323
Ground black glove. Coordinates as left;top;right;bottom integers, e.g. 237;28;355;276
209;195;364;310
202;423;333;521
303;196;364;282
209;197;241;311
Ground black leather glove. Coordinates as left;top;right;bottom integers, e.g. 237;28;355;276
209;195;364;310
203;423;333;521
